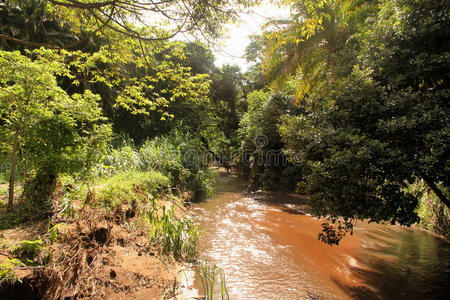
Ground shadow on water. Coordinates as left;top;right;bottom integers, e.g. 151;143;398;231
193;174;450;299
333;227;450;300
250;190;311;215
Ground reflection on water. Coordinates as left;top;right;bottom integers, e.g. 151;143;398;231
340;227;450;299
192;175;450;299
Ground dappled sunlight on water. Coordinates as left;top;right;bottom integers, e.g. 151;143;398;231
191;176;450;299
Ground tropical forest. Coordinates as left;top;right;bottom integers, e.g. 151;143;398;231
0;0;449;299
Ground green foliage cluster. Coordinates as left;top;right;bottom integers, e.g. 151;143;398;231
0;0;258;50
0;50;111;173
281;71;422;226
0;237;47;288
263;0;450;242
238;90;302;190
0;49;111;213
11;239;43;266
0;259;22;286
264;0;367;101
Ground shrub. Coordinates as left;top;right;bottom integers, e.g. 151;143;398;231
12;239;43;265
94;171;170;208
0;259;22;287
191;170;217;200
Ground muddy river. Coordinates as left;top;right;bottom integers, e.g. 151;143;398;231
190;175;450;299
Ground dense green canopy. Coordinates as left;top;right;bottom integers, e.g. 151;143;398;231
0;0;448;243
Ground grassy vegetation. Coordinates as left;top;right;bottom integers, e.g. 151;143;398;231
0;237;47;287
94;171;170;209
0;129;219;297
196;262;230;300
94;130;216;198
0;259;22;286
11;239;43;265
142;199;199;261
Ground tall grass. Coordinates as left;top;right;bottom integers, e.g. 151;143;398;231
97;145;142;176
95;129;216;200
196;262;230;300
191;170;217;199
143;199;199;261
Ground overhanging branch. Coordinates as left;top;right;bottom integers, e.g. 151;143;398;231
422;175;450;209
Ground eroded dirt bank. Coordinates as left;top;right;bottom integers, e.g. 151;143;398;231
0;199;194;300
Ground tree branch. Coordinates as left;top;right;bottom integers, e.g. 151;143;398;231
0;252;13;259
89;8;182;41
0;33;58;49
47;0;117;9
422;175;450;209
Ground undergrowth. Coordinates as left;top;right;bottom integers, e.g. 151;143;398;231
0;259;22;286
95;129;216;200
143;198;199;261
0;130;222;297
93;170;170;209
0;237;46;288
412;180;450;238
11;239;43;266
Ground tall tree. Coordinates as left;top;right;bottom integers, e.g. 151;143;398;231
0;0;260;49
210;64;243;145
0;49;111;211
279;0;449;244
0;0;82;50
264;0;369;100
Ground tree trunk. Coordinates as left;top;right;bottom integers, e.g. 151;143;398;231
422;175;450;209
7;131;19;211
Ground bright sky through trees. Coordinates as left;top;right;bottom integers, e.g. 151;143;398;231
213;2;290;70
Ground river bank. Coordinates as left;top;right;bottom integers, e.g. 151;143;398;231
0;132;217;299
0;190;199;299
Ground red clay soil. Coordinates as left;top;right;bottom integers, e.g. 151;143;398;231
0;207;184;300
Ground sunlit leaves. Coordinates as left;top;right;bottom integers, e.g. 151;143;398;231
264;0;368;101
0;50;112;178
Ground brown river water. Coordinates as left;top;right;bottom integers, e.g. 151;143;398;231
189;174;450;299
